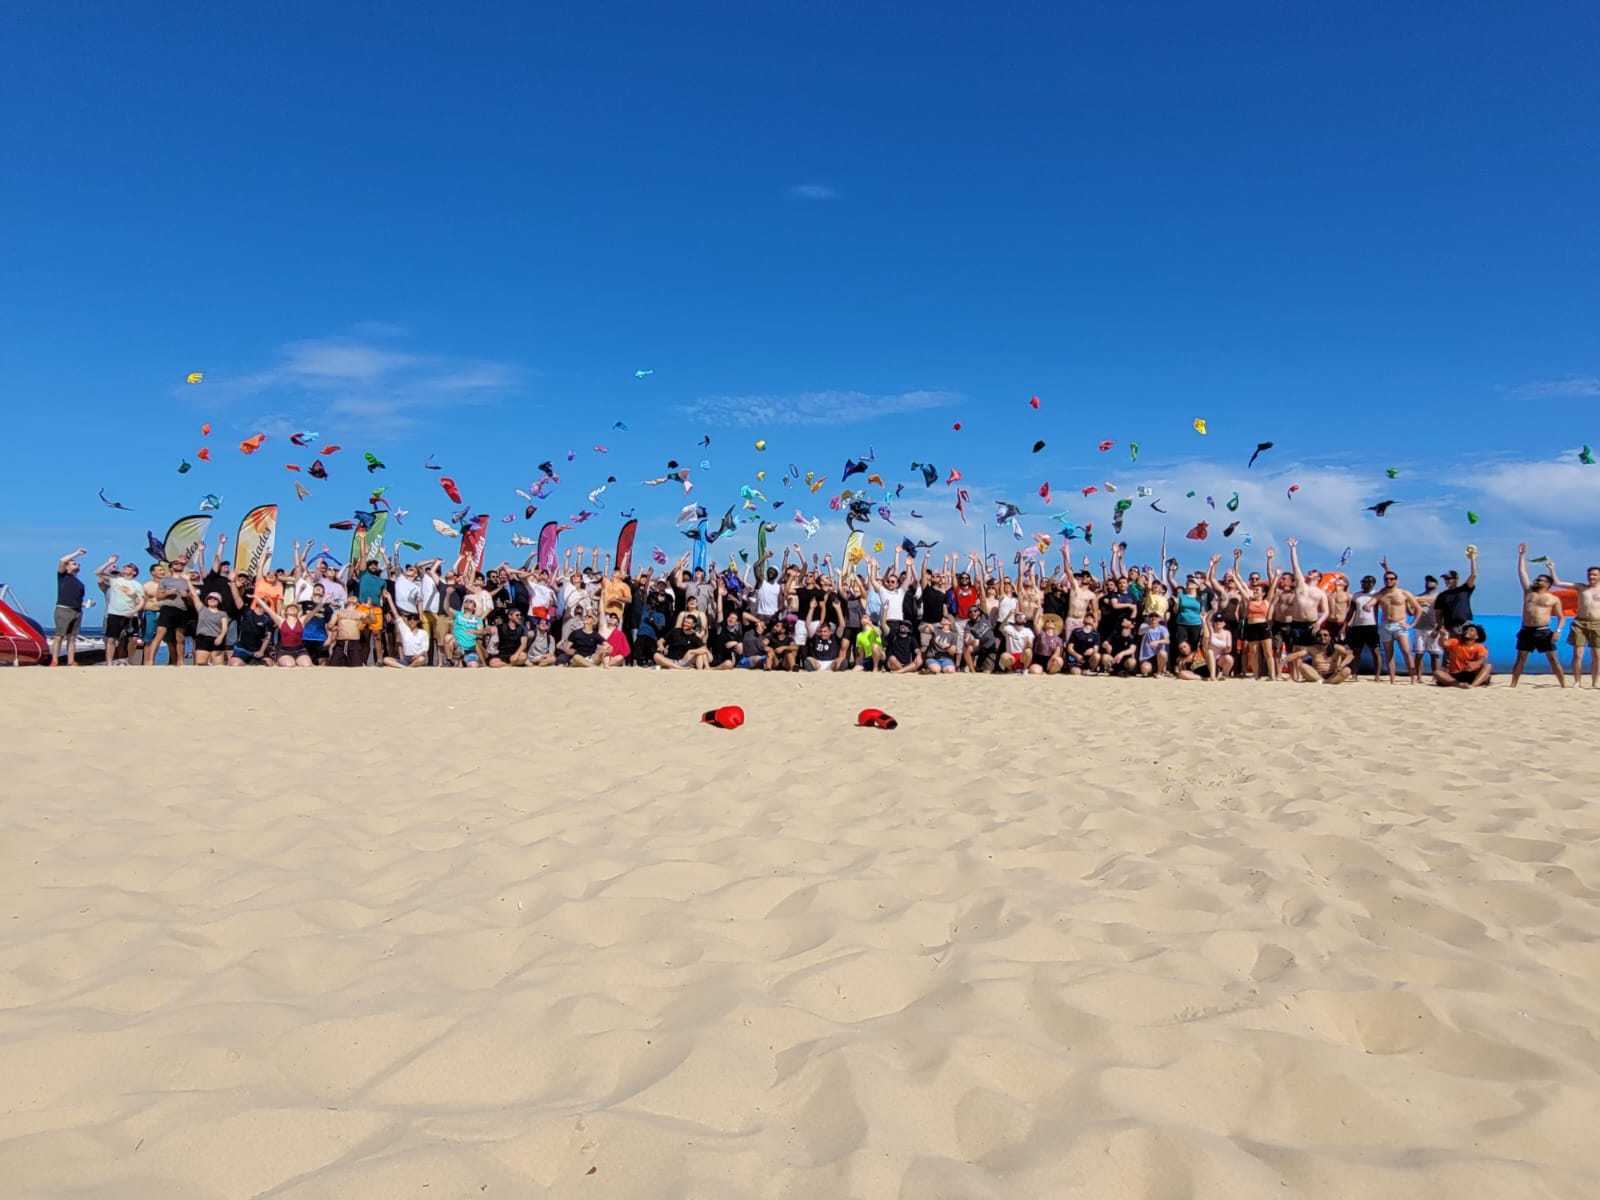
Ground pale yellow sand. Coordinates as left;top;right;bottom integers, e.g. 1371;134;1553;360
2;671;1598;1199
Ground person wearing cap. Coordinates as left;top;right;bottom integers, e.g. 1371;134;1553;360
1409;574;1442;682
191;590;230;666
1433;549;1478;636
95;555;144;667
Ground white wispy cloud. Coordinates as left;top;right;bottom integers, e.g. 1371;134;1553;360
789;184;839;200
1511;376;1600;399
211;334;525;436
681;388;959;429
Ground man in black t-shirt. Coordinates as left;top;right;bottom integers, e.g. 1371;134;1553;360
560;613;609;667
1102;618;1137;675
886;620;922;674
230;598;277;665
805;622;841;671
51;547;89;666
1067;624;1103;674
1434;551;1478;635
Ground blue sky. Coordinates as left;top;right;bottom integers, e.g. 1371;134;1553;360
2;2;1597;615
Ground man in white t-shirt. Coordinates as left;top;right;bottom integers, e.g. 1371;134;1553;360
97;556;145;665
392;563;423;618
1345;574;1381;679
870;561;911;628
753;568;781;619
1001;613;1035;672
526;571;556;621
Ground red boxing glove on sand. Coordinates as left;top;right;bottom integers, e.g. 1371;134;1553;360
701;706;745;730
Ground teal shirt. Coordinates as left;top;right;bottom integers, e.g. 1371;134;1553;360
452;610;484;651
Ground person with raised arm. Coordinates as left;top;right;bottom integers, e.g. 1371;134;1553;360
1372;557;1421;684
258;599;312;667
1511;543;1568;688
1228;549;1277;681
95;554;144;667
1546;558;1600;688
49;547;89;666
1433;548;1478;637
1285;539;1330;651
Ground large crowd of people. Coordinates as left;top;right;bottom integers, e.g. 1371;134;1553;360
45;535;1600;687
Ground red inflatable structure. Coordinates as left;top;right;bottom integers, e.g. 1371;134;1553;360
0;587;50;666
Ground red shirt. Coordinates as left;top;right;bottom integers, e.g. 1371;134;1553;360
953;586;980;618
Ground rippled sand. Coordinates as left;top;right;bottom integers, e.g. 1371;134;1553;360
2;671;1597;1198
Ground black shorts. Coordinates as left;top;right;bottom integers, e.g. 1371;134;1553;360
1516;627;1555;654
105;613;140;643
1244;622;1272;643
193;634;218;652
1347;624;1380;650
1452;670;1481;685
1287;621;1319;648
155;606;188;630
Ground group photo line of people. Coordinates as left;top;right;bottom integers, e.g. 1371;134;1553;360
45;534;1600;688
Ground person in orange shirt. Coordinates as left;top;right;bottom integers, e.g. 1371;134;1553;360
251;567;287;615
1433;623;1492;688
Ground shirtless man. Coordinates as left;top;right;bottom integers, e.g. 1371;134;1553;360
1511;543;1568;688
1284;540;1330;655
1058;550;1098;639
1372;560;1420;684
1324;574;1354;641
1549;561;1600;688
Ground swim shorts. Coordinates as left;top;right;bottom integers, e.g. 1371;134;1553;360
1287;621;1318;647
1346;624;1379;650
1452;670;1481;685
105;613;139;644
1380;621;1410;647
1412;629;1442;655
1243;622;1272;643
1572;619;1600;648
1515;627;1555;654
53;606;82;640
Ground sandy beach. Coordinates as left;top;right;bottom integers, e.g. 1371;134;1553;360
2;671;1597;1199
